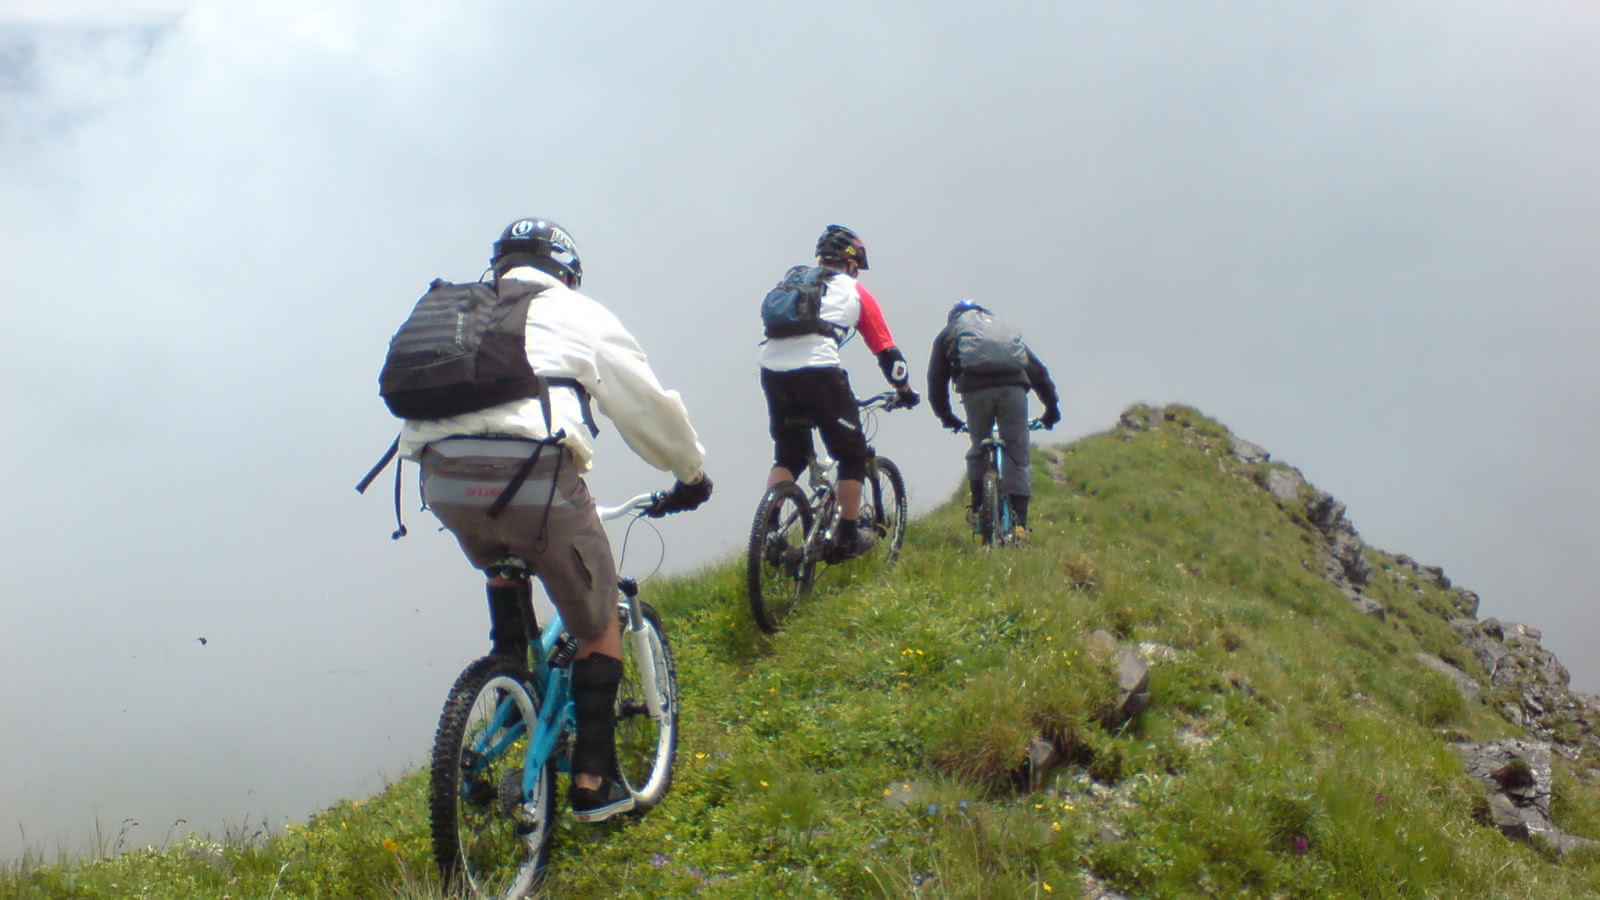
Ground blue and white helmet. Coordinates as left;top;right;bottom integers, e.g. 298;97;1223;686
949;298;989;321
492;217;582;287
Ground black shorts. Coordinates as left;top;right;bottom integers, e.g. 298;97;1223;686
760;366;869;480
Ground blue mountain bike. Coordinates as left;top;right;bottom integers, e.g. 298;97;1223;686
428;491;680;898
961;418;1046;547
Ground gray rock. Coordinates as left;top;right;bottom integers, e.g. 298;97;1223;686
1453;739;1593;851
1135;641;1182;663
1305;491;1349;536
1112;649;1152;726
1415;652;1482;704
1080;872;1131;900
1231;436;1270;463
1020;737;1062;793
1089;629;1119;656
1351;595;1386;620
1265;468;1302;501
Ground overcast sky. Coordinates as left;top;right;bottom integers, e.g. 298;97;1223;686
3;0;1595;861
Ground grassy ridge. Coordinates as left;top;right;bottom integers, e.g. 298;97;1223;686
7;404;1598;898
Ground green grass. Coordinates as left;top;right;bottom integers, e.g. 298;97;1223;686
7;403;1597;898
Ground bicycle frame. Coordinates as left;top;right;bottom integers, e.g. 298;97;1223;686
796;391;900;558
968;418;1045;543
472;491;665;803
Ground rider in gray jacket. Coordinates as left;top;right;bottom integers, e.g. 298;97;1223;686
926;299;1059;532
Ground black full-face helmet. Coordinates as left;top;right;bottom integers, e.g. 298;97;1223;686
815;224;868;271
491;217;582;287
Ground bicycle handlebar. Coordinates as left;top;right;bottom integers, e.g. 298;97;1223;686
954;418;1048;434
859;391;909;412
596;491;666;522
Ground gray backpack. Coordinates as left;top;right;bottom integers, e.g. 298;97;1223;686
950;308;1028;374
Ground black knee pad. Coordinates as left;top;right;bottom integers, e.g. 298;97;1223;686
838;456;868;482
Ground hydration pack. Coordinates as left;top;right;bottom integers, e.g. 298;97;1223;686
378;278;545;419
361;276;599;540
760;265;847;343
950;308;1028;375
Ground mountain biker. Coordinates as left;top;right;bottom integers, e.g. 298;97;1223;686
397;217;712;823
926;299;1060;534
758;224;920;562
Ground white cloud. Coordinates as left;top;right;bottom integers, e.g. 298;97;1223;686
0;1;187;26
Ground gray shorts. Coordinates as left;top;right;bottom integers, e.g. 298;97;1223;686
420;438;618;641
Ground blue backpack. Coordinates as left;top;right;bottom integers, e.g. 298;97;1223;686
760;265;848;343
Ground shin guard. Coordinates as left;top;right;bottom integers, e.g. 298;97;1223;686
570;654;624;778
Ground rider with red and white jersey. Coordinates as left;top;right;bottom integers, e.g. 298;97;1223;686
758;224;920;562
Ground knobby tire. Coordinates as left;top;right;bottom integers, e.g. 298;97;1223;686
429;655;553;899
979;468;1003;547
747;481;814;634
865;456;908;565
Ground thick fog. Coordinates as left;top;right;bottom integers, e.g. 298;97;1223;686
2;0;1595;860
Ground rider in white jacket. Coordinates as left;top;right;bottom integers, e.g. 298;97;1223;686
404;217;710;823
399;266;705;484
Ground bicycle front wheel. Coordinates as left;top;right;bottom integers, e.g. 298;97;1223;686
979;468;1003;547
863;456;908;565
616;600;678;811
747;481;814;634
429;656;554;899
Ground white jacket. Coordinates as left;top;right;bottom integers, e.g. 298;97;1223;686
398;268;707;483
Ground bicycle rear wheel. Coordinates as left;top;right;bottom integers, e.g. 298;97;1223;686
979;468;1003;547
429;655;554;899
747;481;814;634
615;600;678;811
863;456;908;565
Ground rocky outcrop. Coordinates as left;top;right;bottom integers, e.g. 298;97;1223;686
1449;616;1600;761
1455;739;1599;856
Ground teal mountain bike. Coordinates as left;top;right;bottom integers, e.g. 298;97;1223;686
428;491;681;898
961;418;1046;547
746;391;909;633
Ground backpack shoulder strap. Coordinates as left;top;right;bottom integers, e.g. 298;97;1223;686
353;434;409;539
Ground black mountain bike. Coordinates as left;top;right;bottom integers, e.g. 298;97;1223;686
961;418;1046;547
746;392;909;633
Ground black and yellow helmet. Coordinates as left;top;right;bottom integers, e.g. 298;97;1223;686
814;224;868;271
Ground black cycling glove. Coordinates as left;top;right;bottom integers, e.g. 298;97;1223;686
1040;407;1061;429
646;475;713;517
938;414;964;432
896;388;921;410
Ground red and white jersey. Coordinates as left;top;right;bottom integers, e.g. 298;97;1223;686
758;270;897;372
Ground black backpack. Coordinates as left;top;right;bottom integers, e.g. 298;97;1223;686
357;277;595;537
760;265;848;343
378;278;545;419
